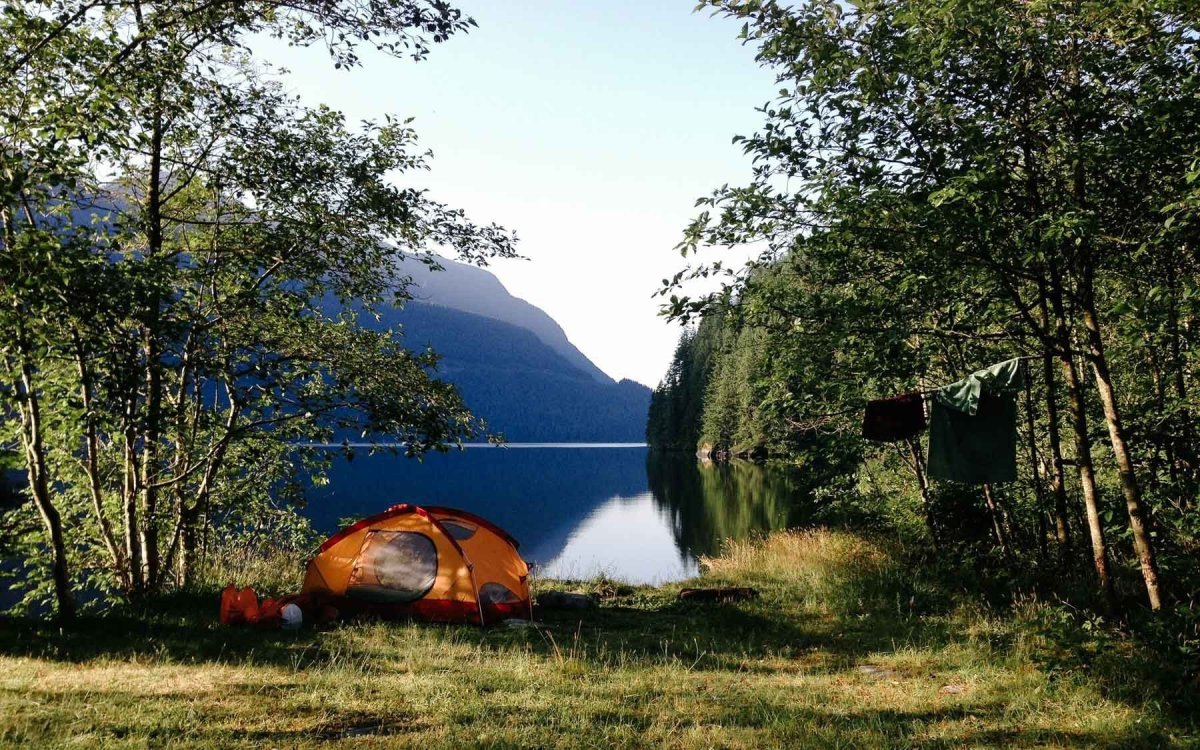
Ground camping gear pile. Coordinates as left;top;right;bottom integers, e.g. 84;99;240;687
221;504;532;629
219;587;329;628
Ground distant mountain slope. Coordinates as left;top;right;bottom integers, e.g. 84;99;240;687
59;199;645;441
386;302;650;442
400;256;612;384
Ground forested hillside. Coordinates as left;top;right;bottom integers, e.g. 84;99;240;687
645;313;731;452
648;302;809;458
403;256;613;384
370;255;652;442
393;302;651;442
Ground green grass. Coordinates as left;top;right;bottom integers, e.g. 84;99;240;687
0;530;1195;748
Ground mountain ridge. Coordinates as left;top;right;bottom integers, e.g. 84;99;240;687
401;256;616;385
382;300;650;442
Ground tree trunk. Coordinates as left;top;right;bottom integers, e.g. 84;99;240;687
1078;281;1164;610
1020;360;1051;561
140;332;162;590
1059;0;1115;607
1037;290;1072;558
24;452;76;622
122;390;145;594
73;333;130;591
139;89;165;591
179;517;197;588
2;207;76;619
907;437;939;550
1049;276;1113;603
13;339;76;620
160;498;198;590
981;484;1011;556
1020;110;1071;560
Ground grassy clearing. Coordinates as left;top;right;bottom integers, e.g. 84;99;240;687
0;529;1195;749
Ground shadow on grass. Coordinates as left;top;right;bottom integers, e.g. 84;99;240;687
2;684;1173;749
702;699;1175;749
0;592;946;670
3;683;426;744
0;590;321;667
520;595;960;674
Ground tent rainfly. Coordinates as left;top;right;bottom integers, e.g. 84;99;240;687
302;504;532;625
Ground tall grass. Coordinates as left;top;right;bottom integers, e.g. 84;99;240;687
702;529;949;623
191;509;317;595
194;542;308;595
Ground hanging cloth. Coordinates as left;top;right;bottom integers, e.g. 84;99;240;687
927;358;1024;484
862;393;926;442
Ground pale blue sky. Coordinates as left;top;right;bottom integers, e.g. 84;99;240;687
253;1;776;386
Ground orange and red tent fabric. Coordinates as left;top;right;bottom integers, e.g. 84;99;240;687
301;504;532;625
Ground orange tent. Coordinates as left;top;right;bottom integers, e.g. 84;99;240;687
301;504;532;625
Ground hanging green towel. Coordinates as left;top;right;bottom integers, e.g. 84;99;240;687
927;359;1023;484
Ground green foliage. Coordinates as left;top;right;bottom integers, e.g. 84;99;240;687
658;0;1200;616
193;503;319;597
0;1;516;616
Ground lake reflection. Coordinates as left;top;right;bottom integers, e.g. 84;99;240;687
304;446;816;584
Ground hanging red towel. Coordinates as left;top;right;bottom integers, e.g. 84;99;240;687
862;393;926;442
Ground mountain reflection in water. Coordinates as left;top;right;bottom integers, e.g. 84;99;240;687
304;446;817;584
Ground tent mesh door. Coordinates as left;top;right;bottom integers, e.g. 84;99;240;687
347;531;438;603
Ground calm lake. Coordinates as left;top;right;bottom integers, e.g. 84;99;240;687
304;444;820;584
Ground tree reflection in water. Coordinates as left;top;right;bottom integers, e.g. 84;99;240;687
646;453;818;561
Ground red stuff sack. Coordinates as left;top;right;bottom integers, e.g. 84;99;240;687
219;585;261;625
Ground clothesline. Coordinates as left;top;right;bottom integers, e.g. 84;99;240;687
914;355;1039;398
862;356;1033;485
785;355;1040;429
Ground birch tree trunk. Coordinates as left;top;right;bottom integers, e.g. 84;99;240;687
1049;276;1113;603
13;331;76;620
1078;275;1164;610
